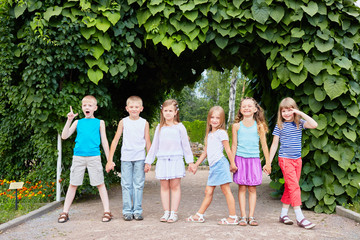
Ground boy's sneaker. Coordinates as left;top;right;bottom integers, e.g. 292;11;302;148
123;214;133;221
134;214;144;221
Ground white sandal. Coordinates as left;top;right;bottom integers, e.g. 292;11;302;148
160;210;170;222
167;211;178;223
186;212;205;223
217;215;239;225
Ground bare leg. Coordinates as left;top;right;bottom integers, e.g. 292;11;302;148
220;183;237;223
63;184;77;213
188;186;215;221
97;183;110;212
238;185;247;218
160;180;170;211
169;178;181;212
248;186;257;217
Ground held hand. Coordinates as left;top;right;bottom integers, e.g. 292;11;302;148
144;163;151;173
105;161;115;173
262;164;271;175
67;106;78;121
230;163;238;173
188;163;197;174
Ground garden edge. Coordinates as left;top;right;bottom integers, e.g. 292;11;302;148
336;206;360;223
0;201;62;233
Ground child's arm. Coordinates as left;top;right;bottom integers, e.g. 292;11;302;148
231;123;239;161
100;120;110;160
144;121;151;153
292;109;318;129
190;144;207;174
259;124;271;175
144;125;160;173
223;140;237;173
61;106;78;139
106;119;123;173
179;124;195;170
269;135;279;164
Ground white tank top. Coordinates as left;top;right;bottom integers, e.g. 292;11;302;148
121;117;146;161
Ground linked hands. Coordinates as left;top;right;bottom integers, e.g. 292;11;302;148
188;163;197;174
105;161;115;173
230;163;238;173
144;163;151;173
262;164;271;175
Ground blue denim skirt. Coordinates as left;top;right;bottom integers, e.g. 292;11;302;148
207;157;232;186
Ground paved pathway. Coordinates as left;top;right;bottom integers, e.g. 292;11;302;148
1;170;360;240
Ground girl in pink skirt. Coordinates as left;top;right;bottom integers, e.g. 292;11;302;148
231;97;271;226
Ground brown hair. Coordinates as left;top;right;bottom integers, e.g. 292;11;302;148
126;96;143;106
82;95;97;105
277;97;300;129
234;97;268;134
159;99;180;129
205;106;226;143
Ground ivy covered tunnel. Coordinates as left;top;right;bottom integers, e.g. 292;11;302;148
1;0;360;212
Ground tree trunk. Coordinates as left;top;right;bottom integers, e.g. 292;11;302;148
227;69;237;129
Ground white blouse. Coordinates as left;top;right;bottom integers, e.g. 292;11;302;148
145;123;193;164
206;129;228;166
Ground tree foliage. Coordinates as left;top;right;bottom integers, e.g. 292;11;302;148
1;0;360;212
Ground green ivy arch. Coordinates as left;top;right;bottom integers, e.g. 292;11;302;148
1;0;359;212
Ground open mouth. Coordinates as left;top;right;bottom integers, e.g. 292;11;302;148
86;111;90;114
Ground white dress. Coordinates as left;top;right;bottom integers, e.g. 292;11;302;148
145;123;193;180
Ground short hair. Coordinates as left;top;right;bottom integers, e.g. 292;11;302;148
82;95;97;105
126;96;143;106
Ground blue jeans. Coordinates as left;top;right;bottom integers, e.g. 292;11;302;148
121;160;145;215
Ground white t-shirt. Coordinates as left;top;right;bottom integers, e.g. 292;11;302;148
206;129;228;166
121;117;146;161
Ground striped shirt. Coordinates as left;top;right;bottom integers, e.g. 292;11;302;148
272;119;306;159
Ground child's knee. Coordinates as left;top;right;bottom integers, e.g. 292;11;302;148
248;186;257;194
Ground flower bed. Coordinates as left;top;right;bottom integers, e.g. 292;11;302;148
0;179;55;224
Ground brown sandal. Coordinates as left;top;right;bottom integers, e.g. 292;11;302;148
58;212;69;223
102;212;113;222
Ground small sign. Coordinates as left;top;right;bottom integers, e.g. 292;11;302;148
9;182;24;190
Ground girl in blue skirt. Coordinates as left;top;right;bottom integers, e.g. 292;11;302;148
186;106;238;225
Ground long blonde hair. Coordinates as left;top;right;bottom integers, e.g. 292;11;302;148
159;99;180;129
277;97;300;129
205;106;226;143
234;97;268;135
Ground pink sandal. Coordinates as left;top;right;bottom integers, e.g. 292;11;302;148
279;215;293;225
297;218;315;229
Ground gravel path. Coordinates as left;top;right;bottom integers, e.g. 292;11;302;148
1;170;359;240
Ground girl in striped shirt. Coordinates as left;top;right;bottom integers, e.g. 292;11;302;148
269;97;318;229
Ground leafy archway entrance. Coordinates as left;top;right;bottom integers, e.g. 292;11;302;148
1;0;359;212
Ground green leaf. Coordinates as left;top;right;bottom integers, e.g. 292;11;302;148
314;87;326;101
312;175;324;187
184;10;198;22
291;28;305;38
332;110;347;126
308;94;322;113
80;27;96;40
311;134;328;149
314;150;329;168
301;2;318;17
171;41;186;56
280;51;303;65
324;194;336;205
87;68;103;85
14;3;27;18
137;9;151;26
333;181;345;195
95;17;111;32
98;32;112;51
315;37;334;53
214;36;229;49
342;129;356;142
305;194;317;208
324;76;347;100
276;64;290;82
251;0;270;24
313;114;327;130
345;185;357;198
302;41;314;54
103;11;121;25
333;56;352;70
269;5;284;23
44;6;63;22
91;44;105;59
179;1;195;11
301;180;314;191
304;57;324;76
290;68;307;86
314;187;326;200
347;103;359;117
161;36;175;49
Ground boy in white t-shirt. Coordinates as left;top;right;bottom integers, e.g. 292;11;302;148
106;96;151;221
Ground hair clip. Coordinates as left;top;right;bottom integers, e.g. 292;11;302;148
160;105;162;110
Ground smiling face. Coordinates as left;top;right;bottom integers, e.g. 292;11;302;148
240;99;257;117
126;100;143;119
82;99;97;118
162;105;177;122
281;107;294;122
210;110;221;130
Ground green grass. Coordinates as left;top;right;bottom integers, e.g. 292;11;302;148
346;201;360;214
0;202;47;224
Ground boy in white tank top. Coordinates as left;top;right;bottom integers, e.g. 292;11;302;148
106;96;151;221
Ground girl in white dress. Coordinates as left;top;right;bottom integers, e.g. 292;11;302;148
145;99;195;223
186;106;238;225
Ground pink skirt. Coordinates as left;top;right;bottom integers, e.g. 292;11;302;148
233;156;262;186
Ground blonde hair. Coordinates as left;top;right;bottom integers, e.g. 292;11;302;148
159;99;180;129
277;97;300;129
126;96;143;106
205;106;226;144
82;95;97;105
234;97;268;134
